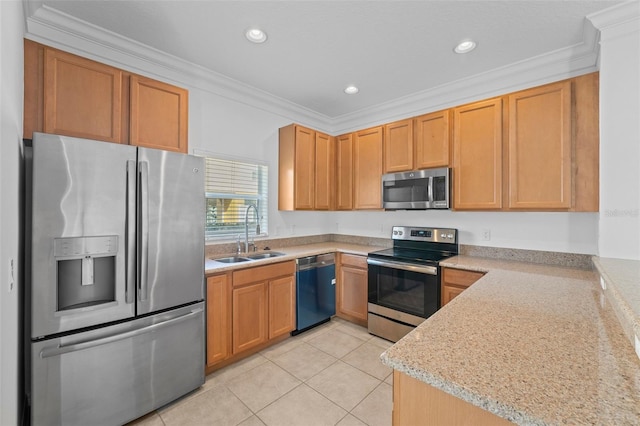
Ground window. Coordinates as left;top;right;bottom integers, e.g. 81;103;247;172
203;156;268;241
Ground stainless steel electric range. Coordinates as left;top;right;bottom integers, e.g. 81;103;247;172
367;225;459;342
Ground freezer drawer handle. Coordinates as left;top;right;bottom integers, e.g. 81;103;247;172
39;308;202;359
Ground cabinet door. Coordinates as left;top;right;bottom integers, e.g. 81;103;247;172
453;98;503;210
130;76;188;153
294;126;316;210
354;127;383;209
508;81;572;209
315;132;335;210
206;274;231;367
441;285;466;307
336;133;354;210
268;275;295;339
337;256;368;326
43;48;123;143
384;119;413;173
414;110;450;169
232;282;268;354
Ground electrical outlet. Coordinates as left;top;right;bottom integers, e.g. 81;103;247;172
482;229;491;241
8;258;15;292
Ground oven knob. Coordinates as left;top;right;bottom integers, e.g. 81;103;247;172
447;234;453;239
440;233;445;238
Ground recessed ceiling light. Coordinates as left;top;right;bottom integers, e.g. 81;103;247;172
245;28;267;44
344;85;359;95
454;40;477;54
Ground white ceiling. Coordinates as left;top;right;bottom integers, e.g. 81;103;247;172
25;0;623;122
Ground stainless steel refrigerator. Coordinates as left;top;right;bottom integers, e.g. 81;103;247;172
25;132;206;425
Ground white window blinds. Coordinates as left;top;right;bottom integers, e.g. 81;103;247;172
204;156;268;241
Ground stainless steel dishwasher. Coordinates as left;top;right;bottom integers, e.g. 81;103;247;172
293;253;336;334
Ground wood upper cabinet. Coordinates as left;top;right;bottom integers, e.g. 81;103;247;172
441;267;484;307
40;46;123;143
314;131;336;210
129;75;188;153
354;126;383;209
279;124;334;210
336;253;368;327
206;273;231;367
414;109;451;169
24;40;188;153
336;133;354;210
384;119;413;173
507;81;572;209
453;98;504;210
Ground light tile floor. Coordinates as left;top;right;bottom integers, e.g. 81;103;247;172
130;318;394;426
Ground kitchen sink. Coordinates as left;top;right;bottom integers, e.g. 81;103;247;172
246;251;286;260
213;256;252;263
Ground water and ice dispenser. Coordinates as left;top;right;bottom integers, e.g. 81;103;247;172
54;236;118;311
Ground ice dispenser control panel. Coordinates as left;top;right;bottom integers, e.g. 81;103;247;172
54;236;118;258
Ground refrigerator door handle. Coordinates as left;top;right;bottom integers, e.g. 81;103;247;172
139;161;150;302
125;160;137;304
39;308;203;359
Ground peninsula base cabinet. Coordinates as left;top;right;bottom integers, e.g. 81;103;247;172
392;370;512;426
336;254;368;327
441;268;485;307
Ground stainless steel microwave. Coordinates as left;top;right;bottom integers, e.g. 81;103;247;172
382;167;450;210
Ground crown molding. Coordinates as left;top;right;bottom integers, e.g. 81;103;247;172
24;2;607;135
588;0;640;42
24;4;333;132
329;20;602;134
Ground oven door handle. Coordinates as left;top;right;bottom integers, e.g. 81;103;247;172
367;258;438;275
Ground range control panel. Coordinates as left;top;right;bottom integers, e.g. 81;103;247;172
391;226;457;244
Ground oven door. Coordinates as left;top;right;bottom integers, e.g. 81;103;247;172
367;258;440;319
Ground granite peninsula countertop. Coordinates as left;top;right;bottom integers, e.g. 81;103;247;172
204;242;384;275
382;255;640;425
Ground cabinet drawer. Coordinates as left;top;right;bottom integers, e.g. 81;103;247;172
232;260;295;287
442;268;484;288
340;253;367;269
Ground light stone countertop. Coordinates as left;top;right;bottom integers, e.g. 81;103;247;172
592;257;640;350
204;242;383;275
381;255;640;425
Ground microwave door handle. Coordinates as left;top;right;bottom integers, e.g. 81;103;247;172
427;176;434;204
125;160;136;304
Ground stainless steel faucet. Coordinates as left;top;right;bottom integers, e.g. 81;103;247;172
244;204;260;253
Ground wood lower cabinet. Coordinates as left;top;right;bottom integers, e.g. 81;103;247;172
441;267;484;307
354;126;383;209
24;40;189;153
231;261;296;355
268;275;296;339
414;109;451;169
206;273;231;368
453;98;504;210
336;253;368;326
336;133;354;210
384;119;413;173
393;370;512;426
129;75;188;153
